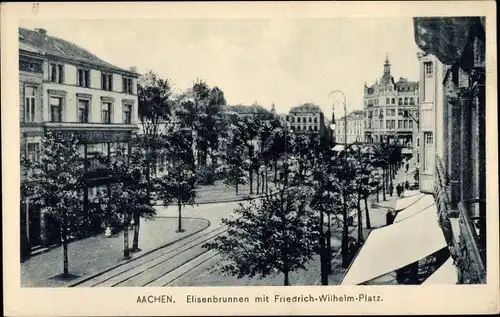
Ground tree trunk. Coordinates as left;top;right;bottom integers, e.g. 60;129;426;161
177;202;183;232
364;196;371;229
249;167;253;195
376;184;380;202
235;183;239;196
62;224;69;277
132;211;141;252
319;210;328;285
273;159;278;181
326;212;332;274
256;169;260;195
382;168;387;201
357;193;364;243
283;271;290;286
341;194;350;268
123;220;130;259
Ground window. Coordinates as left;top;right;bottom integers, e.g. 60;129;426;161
386;98;390;104
409;97;415;105
27;143;40;163
314;117;317;123
286;116;289;121
25;86;36;122
50;97;62;122
425;132;433;145
391;98;396;104
398;120;403;129
123;104;132;124
101;102;112;123
77;69;91;87
297;117;301;123
101;73;113;91
379;120;383;129
309;117;312;123
314;126;318;131
308;126;312;131
424;62;433;76
404;97;408;105
398;98;403;105
404;120;409;129
78;99;89;123
50;63;64;83
122;77;134;94
409;120;413;129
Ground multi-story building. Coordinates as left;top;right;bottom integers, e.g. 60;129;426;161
414;16;486;283
19;27;140;252
363;56;420;149
284;103;331;147
335;110;365;144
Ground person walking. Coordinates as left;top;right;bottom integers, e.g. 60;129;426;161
405;162;409;173
396;183;403;197
405;181;410;190
389;183;394;197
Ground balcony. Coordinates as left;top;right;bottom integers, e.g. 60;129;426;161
434;155;486;284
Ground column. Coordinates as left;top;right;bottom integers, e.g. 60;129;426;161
460;93;472;203
442;92;449;179
449;97;461;209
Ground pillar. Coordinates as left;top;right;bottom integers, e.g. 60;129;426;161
449;97;461;210
442;90;449;180
460;94;472;203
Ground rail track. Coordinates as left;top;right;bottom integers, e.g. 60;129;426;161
74;223;231;287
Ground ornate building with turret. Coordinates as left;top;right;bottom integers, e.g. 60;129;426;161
363;55;419;151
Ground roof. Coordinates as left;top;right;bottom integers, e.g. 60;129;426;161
338;110;364;121
19;28;138;76
290;103;323;113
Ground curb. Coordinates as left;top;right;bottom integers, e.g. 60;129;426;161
67;217;211;287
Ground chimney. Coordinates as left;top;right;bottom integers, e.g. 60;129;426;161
35;28;47;36
129;66;137;73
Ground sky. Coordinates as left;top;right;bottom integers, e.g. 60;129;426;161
20;18;420;120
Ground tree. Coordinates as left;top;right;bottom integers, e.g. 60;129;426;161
136;70;173;251
203;186;319;286
21;131;87;277
156;161;197;232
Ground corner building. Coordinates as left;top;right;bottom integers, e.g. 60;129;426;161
19;27;140;252
363;56;419;149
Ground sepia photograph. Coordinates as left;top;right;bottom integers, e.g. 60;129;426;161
2;1;498;316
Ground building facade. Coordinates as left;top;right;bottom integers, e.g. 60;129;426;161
414;17;486;283
416;53;446;193
284;103;331;147
363;56;420;149
335;110;365;144
20;27;140;252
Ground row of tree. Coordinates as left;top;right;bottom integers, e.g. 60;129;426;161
204;134;405;286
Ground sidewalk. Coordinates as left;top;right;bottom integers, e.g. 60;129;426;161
21;217;210;287
153;177;277;206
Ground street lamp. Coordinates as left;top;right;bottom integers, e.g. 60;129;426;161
328;89;349;269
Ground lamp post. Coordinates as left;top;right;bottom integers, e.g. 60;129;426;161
328;90;349;268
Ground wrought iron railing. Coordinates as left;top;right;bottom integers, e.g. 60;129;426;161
456;199;486;284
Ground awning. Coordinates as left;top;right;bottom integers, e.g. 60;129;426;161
422;257;458;285
376;192;424;211
394;194;435;222
341;204;446;285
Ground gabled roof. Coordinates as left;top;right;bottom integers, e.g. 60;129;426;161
19;27;138;76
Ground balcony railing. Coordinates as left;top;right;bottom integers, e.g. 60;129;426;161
456;199;486;284
434;154;486;284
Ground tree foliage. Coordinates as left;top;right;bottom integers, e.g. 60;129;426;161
203;187;319;286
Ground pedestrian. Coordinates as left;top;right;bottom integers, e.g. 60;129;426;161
396;183;403;197
405;181;410;190
389;183;394;197
405;163;409;173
